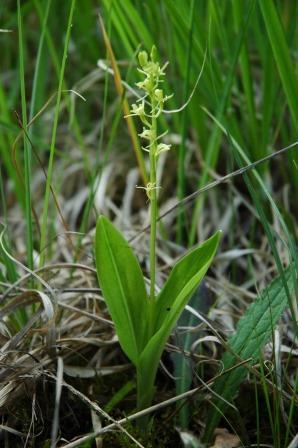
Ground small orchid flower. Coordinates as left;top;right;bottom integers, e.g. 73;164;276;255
156;143;171;156
138;127;154;141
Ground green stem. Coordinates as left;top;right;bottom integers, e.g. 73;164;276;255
149;102;157;301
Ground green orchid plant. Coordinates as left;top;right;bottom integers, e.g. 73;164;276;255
94;46;221;414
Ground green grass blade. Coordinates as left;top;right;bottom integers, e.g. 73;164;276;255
104;380;135;414
189;0;256;246
0;166;18;283
172;284;209;427
17;0;33;273
114;0;153;49
0;81;25;207
232;0;259;156
201;106;298;287
29;0;52;127
38;0;76;267
284;370;298;447
177;0;195;244
259;0;298;184
259;0;298;132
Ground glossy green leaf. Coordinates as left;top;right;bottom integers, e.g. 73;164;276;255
95;216;148;365
154;231;221;332
137;231;221;409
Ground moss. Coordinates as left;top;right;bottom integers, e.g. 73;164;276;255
102;416;182;448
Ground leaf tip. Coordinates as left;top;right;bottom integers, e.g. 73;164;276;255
96;214;108;226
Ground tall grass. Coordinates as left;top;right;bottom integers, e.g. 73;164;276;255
38;0;76;267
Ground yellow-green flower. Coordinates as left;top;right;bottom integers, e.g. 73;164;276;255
130;101;145;116
139;127;154;141
156;142;171;156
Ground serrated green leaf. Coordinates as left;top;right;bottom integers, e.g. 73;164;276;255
137;231;221;409
203;262;297;441
94;216;148;365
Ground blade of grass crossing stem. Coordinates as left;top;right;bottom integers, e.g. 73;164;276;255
189;0;256;246
17;0;34;280
177;0;195;244
39;0;76;267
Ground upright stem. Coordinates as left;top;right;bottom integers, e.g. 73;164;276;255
149;98;157;301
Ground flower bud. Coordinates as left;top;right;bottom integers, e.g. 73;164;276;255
150;45;157;62
138;51;148;68
154;89;163;102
